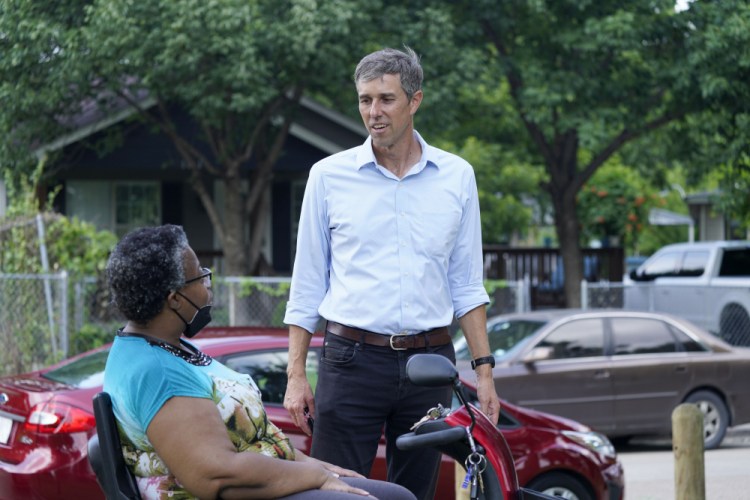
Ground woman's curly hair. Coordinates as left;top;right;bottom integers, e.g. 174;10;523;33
107;224;189;323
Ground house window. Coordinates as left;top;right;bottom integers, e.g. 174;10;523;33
114;182;161;237
65;180;161;236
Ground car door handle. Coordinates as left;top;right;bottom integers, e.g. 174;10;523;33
593;370;610;379
675;365;687;373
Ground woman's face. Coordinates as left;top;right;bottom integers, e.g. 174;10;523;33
180;247;213;308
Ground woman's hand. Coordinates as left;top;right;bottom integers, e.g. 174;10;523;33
296;451;366;479
320;473;372;497
321;462;366;479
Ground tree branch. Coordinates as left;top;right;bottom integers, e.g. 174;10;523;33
113;88;223;178
242;87;303;215
579;111;683;190
479;18;555;169
238;93;288;164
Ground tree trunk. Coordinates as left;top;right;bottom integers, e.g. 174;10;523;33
554;195;584;308
247;187;270;276
222;176;249;276
546;132;585;308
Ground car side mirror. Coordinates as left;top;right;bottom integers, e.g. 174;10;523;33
522;346;554;364
629;267;658;282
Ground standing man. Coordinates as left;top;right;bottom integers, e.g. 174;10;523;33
284;46;500;499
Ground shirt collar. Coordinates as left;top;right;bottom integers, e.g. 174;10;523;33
355;130;439;173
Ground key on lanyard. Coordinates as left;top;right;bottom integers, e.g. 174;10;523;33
464;448;487;499
462;464;475;490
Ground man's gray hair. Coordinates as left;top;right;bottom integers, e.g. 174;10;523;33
354;46;423;101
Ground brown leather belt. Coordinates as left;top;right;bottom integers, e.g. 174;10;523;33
326;321;451;350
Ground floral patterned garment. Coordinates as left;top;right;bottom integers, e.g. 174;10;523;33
104;337;294;500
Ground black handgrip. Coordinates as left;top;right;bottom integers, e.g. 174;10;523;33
396;425;467;451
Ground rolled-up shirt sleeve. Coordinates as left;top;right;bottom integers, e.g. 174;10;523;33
449;168;489;319
284;165;330;333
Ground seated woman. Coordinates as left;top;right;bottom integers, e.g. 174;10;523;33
103;224;415;500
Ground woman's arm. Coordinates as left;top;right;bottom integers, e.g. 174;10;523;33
147;396;370;499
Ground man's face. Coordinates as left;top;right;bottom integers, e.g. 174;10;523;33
357;73;422;150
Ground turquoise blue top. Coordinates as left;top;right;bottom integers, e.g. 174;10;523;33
103;335;294;499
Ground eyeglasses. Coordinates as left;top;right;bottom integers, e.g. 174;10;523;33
184;267;212;286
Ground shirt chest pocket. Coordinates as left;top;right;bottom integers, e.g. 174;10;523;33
413;209;462;257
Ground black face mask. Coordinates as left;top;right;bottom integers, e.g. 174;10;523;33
173;291;212;338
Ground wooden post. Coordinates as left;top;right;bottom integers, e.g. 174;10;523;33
673;403;705;500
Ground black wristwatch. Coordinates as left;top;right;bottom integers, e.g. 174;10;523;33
471;355;495;370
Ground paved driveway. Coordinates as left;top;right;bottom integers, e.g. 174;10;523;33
619;424;750;499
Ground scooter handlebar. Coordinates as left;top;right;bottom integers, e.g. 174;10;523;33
396;425;467;451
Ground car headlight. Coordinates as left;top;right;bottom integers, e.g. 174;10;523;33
561;430;617;460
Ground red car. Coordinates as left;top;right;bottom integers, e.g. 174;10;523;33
0;327;624;500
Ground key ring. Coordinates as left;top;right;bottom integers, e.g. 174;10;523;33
465;451;487;474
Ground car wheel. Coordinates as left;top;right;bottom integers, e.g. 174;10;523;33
684;390;729;450
719;304;750;346
526;472;593;500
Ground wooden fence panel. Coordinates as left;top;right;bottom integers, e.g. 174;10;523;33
482;246;625;308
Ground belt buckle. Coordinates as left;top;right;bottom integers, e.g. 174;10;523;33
389;333;409;351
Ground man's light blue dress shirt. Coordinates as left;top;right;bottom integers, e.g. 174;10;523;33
284;131;489;335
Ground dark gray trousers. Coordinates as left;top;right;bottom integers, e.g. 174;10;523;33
278;477;416;499
310;331;454;500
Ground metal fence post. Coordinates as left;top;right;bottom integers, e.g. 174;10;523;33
581;280;589;310
229;280;236;327
74;278;83;334
523;275;531;312
60;271;69;359
515;279;524;313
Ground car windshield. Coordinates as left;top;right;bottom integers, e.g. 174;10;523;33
454;319;546;360
43;349;110;389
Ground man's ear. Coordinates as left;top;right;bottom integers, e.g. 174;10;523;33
409;89;423;115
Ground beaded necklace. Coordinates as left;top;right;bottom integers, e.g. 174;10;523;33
116;329;212;366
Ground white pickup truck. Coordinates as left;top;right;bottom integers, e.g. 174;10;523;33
624;240;750;346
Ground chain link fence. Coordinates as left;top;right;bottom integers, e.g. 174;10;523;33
211;277;291;327
0;273;69;376
582;281;750;346
0;273;531;375
0;274;298;376
8;269;747;374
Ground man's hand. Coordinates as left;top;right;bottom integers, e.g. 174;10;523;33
284;375;316;436
456;306;500;423
475;367;500;425
286;325;316;436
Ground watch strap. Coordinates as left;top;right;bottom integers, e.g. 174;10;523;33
471;355;495;370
